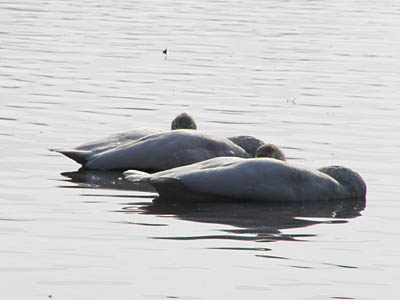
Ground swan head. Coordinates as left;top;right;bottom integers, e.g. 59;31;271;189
318;166;367;199
255;144;287;161
227;135;265;157
171;112;197;130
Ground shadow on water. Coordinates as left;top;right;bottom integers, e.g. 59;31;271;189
60;169;366;246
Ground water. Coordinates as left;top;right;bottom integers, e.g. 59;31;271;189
1;0;399;299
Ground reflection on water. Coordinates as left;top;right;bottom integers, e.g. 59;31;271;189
61;168;365;245
60;169;156;192
127;197;365;245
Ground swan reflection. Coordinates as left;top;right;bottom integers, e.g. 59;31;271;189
60;169;155;192
123;197;366;243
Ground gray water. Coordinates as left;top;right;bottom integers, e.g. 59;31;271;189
1;0;399;299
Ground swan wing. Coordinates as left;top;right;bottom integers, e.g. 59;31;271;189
85;130;250;171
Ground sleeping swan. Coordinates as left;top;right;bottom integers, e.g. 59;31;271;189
124;148;366;202
51;112;266;166
51;112;197;157
54;129;254;171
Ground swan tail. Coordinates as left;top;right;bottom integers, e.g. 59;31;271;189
123;169;151;182
49;148;92;165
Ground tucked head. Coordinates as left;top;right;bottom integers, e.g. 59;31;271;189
318;166;367;199
171;112;197;130
227;135;265;157
255;144;287;161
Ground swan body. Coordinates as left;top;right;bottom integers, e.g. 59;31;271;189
51;112;197;156
71;128;164;155
51;112;266;166
124;157;366;202
62;130;251;171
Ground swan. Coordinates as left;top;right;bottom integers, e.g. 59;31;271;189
51;112;197;157
55;129;255;171
124;147;366;202
51;112;266;166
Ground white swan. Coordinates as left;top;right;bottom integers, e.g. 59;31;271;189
51;112;266;166
56;129;254;171
124;150;366;202
51;112;196;157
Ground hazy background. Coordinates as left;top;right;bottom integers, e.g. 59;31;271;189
1;1;399;299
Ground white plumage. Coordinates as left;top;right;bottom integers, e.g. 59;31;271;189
124;157;366;202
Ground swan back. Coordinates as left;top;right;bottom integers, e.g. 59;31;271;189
154;158;342;202
86;130;250;171
74;128;163;152
130;158;366;202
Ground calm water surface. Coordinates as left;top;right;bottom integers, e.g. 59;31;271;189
1;0;399;299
